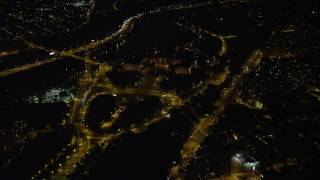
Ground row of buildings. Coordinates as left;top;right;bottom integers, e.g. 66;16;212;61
122;57;197;75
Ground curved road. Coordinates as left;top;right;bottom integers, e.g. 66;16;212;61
67;1;215;53
1;1;225;179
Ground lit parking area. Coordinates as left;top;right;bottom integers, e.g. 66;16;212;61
230;151;263;180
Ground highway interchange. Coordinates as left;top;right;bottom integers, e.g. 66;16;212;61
0;1;262;179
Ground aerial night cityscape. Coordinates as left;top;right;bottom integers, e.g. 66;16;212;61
0;0;319;179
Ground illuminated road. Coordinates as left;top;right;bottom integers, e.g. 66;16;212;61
169;50;263;179
66;1;215;53
50;59;112;179
203;30;236;57
175;22;236;57
0;42;107;77
26;127;55;140
1;2;214;78
50;65;94;179
0;57;62;77
0;49;19;57
50;52;186;179
0;1;233;179
24;41;103;66
84;0;96;25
